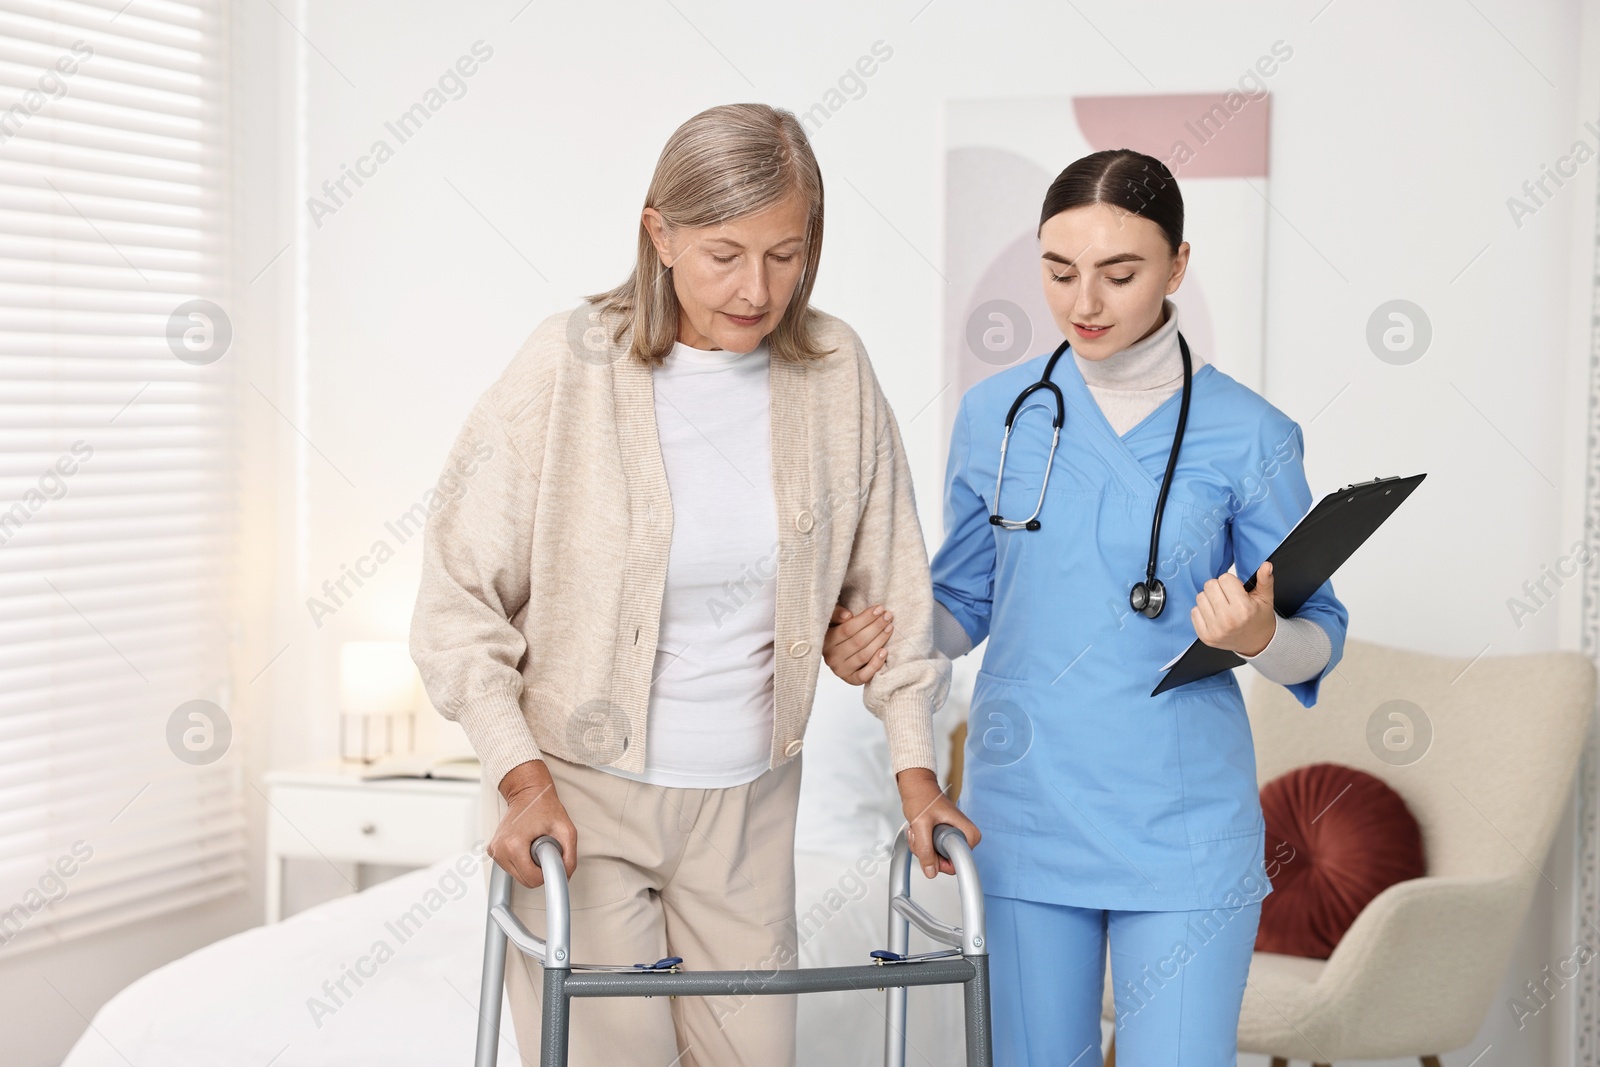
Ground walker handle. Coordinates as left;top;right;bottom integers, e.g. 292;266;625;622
484;836;571;969
929;824;987;956
885;825;988;953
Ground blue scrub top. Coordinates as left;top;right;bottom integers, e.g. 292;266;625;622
932;349;1349;912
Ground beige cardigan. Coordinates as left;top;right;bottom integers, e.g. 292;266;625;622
407;303;951;791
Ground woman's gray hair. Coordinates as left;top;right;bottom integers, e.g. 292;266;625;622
584;102;835;367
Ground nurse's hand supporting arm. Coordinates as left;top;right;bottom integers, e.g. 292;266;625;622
825;597;973;683
823;602;894;683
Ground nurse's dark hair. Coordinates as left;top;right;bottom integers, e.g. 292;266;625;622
1036;149;1184;255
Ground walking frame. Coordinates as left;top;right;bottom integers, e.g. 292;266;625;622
473;823;993;1066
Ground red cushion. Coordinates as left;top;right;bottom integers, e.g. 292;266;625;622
1256;762;1426;959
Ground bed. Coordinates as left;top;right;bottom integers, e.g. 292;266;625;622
60;671;975;1066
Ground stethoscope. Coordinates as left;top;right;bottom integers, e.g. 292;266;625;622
988;331;1194;619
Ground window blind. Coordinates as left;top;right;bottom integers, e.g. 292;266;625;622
0;0;243;956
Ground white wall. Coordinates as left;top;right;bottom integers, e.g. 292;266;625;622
10;1;1595;1064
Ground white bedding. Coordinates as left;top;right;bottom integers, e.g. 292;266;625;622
59;845;968;1066
61;672;977;1065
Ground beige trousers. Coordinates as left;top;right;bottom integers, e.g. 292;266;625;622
478;751;803;1067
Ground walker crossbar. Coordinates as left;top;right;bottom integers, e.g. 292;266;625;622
472;824;993;1067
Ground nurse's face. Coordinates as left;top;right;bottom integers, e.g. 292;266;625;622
642;189;811;354
1038;202;1189;361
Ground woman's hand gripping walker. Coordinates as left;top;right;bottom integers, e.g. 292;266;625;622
474;826;994;1066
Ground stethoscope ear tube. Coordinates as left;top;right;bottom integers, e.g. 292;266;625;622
987;331;1195;620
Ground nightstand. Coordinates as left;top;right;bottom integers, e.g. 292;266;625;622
262;760;483;923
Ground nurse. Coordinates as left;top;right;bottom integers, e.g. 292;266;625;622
824;149;1348;1066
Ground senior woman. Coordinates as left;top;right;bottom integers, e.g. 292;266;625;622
408;102;978;1067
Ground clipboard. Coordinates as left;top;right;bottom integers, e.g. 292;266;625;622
1151;473;1426;696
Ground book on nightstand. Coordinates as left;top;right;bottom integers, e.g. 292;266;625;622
356;752;482;781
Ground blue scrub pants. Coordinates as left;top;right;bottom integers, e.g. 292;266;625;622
986;894;1261;1067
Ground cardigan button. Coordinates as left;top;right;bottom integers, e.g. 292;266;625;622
784;738;804;756
789;640;810;658
794;510;814;533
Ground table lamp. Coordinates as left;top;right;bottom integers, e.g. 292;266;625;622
338;640;419;763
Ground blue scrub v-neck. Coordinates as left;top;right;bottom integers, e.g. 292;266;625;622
1057;350;1217;489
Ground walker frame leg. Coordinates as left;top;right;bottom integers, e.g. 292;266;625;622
963;954;993;1067
540;965;570;1067
473;828;991;1065
474;864;511;1067
884;830;913;1067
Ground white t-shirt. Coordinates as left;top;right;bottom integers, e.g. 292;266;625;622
593;338;779;789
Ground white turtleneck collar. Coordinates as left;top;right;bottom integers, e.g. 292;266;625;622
1071;297;1204;391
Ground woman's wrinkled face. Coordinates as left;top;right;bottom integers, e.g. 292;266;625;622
1037;201;1188;360
643;190;810;354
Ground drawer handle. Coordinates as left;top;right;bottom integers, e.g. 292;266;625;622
360;822;376;835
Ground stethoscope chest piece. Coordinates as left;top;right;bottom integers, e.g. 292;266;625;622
1128;578;1167;619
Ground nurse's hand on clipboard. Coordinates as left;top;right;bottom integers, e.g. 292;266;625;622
823;603;981;881
1191;560;1279;657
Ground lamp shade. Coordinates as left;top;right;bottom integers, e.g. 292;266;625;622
338;641;419;716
